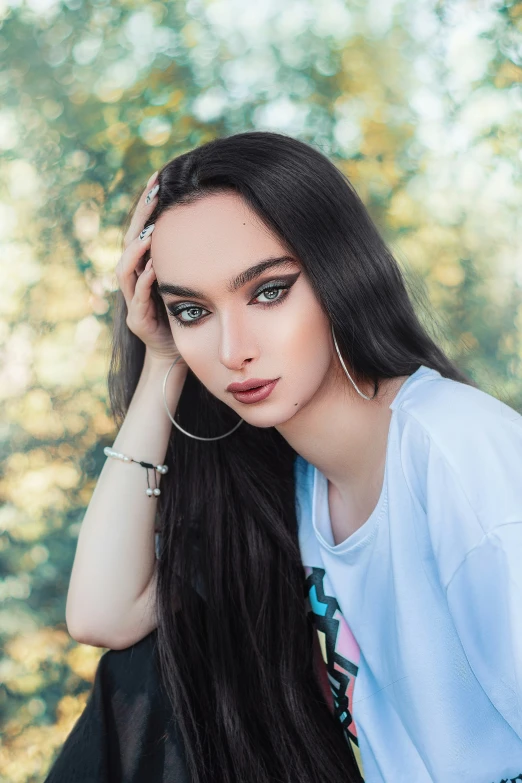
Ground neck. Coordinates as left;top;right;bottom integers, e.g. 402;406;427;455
276;367;408;498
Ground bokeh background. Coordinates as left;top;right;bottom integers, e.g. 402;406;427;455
0;0;521;779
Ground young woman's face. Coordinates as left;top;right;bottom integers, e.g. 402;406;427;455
151;191;334;429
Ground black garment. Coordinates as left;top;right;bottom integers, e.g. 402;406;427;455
44;631;190;783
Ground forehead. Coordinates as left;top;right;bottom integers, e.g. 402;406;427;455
151;192;287;279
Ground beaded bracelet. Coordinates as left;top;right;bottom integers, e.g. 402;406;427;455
103;446;169;497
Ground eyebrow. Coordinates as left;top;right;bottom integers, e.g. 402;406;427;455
156;255;298;299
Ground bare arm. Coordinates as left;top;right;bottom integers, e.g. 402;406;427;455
65;352;184;649
66;170;188;649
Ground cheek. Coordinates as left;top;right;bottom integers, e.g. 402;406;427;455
285;297;330;363
283;308;332;391
174;333;215;383
295;337;331;389
276;287;327;348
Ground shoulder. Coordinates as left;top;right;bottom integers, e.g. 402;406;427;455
394;368;522;465
393;368;522;531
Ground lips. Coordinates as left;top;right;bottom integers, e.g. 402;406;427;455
226;378;278;393
230;379;279;404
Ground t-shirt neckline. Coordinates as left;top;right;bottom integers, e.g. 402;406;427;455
311;364;436;555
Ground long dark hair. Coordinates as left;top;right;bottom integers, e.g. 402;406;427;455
108;131;474;783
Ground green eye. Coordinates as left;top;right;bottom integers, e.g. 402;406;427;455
172;306;207;326
167;276;297;328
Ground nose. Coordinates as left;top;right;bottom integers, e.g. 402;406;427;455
217;311;258;370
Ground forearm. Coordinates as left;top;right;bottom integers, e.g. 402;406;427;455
65;352;182;642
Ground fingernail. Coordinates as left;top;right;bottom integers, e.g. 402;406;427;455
139;223;155;240
145;257;153;271
145;183;159;205
147;170;159;187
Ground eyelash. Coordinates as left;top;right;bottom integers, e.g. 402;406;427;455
167;282;294;328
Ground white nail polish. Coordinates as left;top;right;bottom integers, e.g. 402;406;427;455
145;184;159;205
139;224;155;240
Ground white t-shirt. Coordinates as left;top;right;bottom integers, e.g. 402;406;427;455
294;365;522;783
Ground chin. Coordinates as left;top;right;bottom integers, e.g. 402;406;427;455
233;403;302;430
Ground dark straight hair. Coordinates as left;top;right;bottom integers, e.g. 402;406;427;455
108;131;474;783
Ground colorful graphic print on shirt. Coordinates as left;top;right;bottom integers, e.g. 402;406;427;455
304;566;363;770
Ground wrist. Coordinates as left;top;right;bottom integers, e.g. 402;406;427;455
143;349;179;374
139;350;185;406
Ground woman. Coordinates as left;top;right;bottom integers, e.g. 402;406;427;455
47;131;522;783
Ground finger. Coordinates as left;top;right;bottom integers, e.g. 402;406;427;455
125;184;158;247
117;232;152;292
146;170;159;188
128;262;160;331
133;258;156;308
124;172;159;248
116;232;153;304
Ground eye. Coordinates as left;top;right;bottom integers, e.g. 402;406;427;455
167;274;299;328
254;283;290;306
168;304;210;327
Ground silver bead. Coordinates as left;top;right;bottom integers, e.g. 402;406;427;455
156;465;168;475
153;488;161;496
146;488;154;496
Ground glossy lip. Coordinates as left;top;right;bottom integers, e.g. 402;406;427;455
231;379;279;404
226;377;278;393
